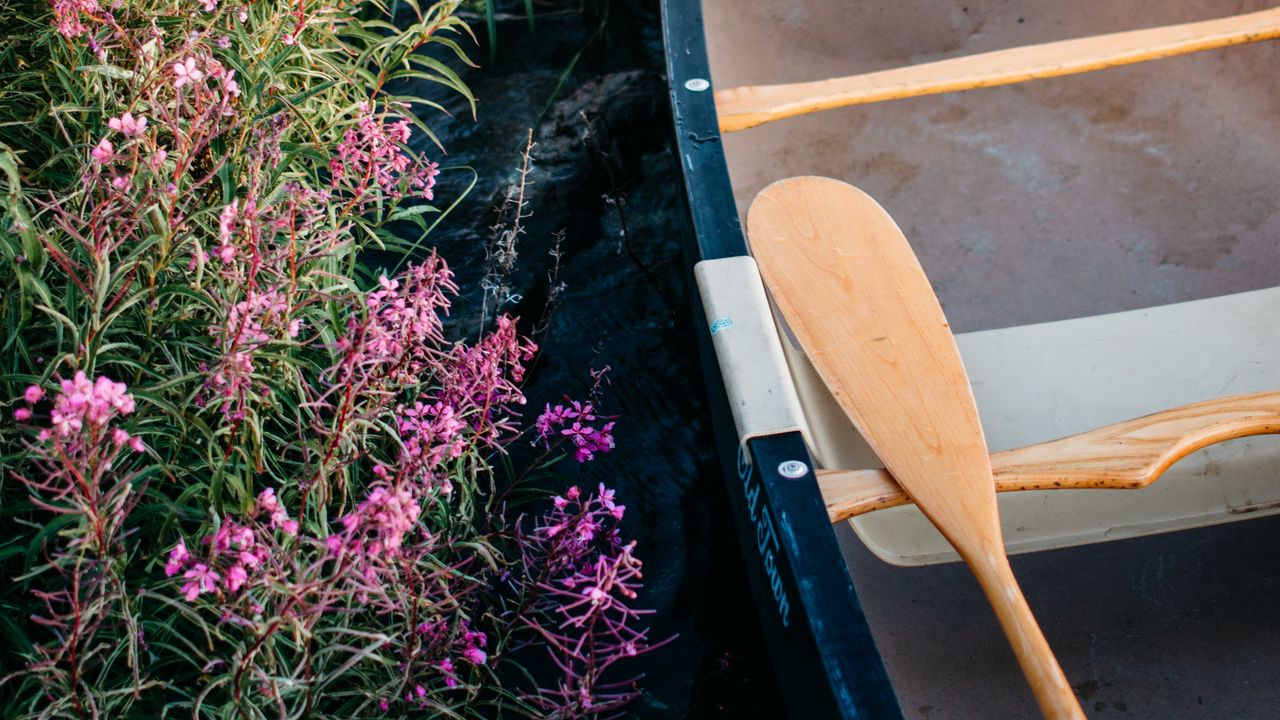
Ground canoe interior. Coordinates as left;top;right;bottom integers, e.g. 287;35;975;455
703;1;1280;717
705;0;1280;332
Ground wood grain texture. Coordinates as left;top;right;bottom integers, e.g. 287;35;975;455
748;176;1083;719
716;6;1280;132
819;391;1280;523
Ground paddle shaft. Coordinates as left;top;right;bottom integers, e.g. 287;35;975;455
965;546;1082;720
716;6;1280;131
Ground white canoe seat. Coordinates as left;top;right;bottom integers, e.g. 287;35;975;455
778;279;1280;566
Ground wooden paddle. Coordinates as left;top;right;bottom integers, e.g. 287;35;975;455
747;176;1084;719
717;6;1280;132
819;390;1280;522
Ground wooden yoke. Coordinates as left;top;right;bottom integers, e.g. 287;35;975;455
819;391;1280;523
716;6;1280;132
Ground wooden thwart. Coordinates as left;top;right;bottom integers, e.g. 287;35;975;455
716;6;1280;132
819;391;1280;523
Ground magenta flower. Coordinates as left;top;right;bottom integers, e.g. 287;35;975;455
225;564;248;592
437;658;458;688
24;385;44;404
536;397;616;463
165;539;191;577
181;563;219;600
329;104;440;203
107;112;147;137
172;57;204;89
14;407;31;421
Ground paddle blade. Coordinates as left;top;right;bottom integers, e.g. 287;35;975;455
747;176;999;552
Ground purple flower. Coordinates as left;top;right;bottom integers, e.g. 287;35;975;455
462;645;487;665
438;658;458;688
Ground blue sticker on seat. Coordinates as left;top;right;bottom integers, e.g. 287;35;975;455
709;316;734;335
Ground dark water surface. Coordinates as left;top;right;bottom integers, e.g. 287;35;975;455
409;1;787;716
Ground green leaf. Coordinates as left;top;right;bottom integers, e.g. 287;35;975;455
75;64;136;80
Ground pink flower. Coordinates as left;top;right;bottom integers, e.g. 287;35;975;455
52;0;98;37
164;539;191;577
129;435;145;452
232;545;255;567
223;70;240;98
377;699;389;712
91;138;114;164
94;375;135;414
14;407;31;421
200;0;216;10
172;57;204;89
181;563;219;600
256;487;280;514
24;385;44;404
107;112;147;137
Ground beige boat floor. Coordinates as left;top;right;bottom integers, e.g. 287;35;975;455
703;0;1280;715
706;0;1280;332
838;516;1280;719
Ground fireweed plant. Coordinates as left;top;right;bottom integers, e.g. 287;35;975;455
0;0;664;716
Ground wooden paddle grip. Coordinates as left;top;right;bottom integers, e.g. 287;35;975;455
969;550;1085;720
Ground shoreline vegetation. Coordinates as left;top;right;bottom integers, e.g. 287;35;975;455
0;0;664;716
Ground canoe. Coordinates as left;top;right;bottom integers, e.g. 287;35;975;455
663;1;1280;717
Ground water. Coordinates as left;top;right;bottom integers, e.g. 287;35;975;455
410;1;787;716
